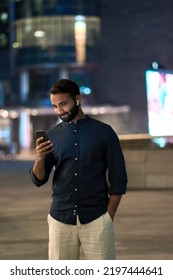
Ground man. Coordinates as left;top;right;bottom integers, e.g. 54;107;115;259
30;79;127;260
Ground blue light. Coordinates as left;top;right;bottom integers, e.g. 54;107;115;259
84;87;91;95
152;61;159;69
153;137;166;148
80;86;91;95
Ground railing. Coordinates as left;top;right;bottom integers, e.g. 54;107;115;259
119;134;173;150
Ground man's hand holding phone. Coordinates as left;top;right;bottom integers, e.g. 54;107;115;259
35;130;53;159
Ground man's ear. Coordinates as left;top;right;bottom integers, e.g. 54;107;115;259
76;95;81;105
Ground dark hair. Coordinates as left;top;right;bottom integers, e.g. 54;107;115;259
49;79;80;99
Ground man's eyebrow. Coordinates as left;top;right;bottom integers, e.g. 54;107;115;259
51;100;68;107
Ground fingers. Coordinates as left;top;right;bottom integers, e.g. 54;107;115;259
36;137;45;146
36;138;53;156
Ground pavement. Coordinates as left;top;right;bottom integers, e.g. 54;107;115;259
0;158;173;260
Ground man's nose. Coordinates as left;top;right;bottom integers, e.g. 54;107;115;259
55;106;64;115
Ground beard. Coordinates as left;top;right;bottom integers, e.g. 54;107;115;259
58;103;79;122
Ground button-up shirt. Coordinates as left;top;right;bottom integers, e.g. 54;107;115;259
30;116;127;225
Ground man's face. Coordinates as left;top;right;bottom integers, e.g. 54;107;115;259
50;93;79;122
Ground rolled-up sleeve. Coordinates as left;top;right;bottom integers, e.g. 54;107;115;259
29;167;49;187
29;152;55;187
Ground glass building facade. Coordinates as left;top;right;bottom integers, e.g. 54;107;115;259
10;0;101;107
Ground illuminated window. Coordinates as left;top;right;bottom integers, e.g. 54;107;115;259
14;15;100;48
0;12;8;24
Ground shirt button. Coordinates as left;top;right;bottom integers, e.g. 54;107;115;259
75;173;77;176
75;188;77;191
75;157;78;160
74;130;77;132
75;205;77;208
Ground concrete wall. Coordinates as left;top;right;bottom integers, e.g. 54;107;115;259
124;149;173;189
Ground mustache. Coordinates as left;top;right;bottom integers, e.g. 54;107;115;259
59;112;70;117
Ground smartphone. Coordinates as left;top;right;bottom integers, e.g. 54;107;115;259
35;130;49;142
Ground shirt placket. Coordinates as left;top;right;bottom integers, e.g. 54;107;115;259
73;127;79;219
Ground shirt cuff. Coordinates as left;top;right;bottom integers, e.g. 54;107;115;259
29;167;46;187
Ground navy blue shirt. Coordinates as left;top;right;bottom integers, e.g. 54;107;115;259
30;116;127;225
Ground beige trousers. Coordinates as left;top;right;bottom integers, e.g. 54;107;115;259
47;212;116;260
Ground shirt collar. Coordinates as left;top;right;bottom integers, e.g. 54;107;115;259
63;115;90;128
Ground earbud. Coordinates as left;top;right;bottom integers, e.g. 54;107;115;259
76;100;79;106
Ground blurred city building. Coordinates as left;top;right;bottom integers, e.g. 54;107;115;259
1;0;173;154
1;0;106;152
